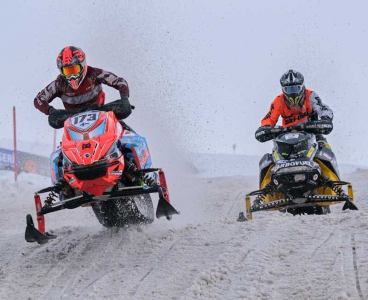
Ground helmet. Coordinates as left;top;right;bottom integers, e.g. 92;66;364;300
280;69;305;107
57;46;87;90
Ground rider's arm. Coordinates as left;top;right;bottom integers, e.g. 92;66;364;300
34;76;64;115
92;67;132;119
93;67;130;97
309;91;333;120
261;96;282;127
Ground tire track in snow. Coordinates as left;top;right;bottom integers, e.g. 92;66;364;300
352;235;365;300
132;238;181;297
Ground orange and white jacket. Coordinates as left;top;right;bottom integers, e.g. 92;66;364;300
261;89;333;128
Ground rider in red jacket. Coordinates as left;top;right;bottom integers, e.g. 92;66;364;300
256;70;333;148
34;46;132;128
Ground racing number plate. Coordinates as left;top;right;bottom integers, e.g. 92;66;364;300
71;111;100;131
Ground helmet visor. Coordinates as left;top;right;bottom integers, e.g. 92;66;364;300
62;64;81;77
282;85;302;95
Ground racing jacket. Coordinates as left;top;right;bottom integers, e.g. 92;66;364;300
34;66;129;115
261;89;333;127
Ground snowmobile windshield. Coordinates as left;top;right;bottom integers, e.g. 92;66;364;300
67;119;107;141
276;138;312;159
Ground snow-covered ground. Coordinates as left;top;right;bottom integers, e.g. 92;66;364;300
0;165;367;299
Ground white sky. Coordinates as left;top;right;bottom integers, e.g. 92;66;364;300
0;0;367;165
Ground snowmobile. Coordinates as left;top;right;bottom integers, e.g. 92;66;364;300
25;109;179;244
238;120;358;221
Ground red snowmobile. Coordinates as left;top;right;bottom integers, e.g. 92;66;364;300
25;109;179;244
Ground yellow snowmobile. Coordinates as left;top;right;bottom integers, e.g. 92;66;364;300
238;120;357;221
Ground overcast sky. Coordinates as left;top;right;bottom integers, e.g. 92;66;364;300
0;0;367;166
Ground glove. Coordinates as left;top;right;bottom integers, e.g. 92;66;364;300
255;126;273;143
48;106;58;115
100;96;132;119
303;119;333;135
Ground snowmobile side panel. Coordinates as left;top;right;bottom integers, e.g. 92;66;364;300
259;154;273;187
315;159;342;206
50;148;62;185
120;132;152;170
315;148;340;178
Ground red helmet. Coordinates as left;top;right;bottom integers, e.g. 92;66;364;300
57;46;87;90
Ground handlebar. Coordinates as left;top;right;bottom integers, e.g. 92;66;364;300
48;97;134;129
255;120;333;142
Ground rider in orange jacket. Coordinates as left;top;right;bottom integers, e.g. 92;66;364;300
256;70;333;148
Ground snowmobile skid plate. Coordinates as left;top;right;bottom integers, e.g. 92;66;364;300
25;214;56;245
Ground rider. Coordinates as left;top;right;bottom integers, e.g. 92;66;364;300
34;46;134;185
255;69;333;148
34;46;132;128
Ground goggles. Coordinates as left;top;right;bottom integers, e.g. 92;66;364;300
282;84;302;95
62;64;81;77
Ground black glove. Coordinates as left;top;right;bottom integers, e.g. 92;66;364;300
100;96;132;119
48;107;77;129
303;119;333;135
255;126;273;142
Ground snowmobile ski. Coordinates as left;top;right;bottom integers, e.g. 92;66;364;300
25;214;56;245
156;187;180;220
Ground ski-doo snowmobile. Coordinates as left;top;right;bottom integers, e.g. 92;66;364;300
238;120;357;221
25;108;179;244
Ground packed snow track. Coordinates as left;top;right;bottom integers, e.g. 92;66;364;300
0;170;367;300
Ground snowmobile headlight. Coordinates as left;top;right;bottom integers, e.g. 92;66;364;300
104;141;121;160
62;152;73;169
294;174;306;182
276;166;311;174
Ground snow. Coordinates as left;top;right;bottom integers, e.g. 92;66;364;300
0;165;367;299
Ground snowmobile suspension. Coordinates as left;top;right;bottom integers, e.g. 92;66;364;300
320;175;349;196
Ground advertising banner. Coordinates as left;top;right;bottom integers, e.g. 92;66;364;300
0;147;50;177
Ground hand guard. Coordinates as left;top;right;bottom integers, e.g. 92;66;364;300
255;126;275;142
302;119;333;135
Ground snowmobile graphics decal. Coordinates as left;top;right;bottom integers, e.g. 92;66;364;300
273;160;314;172
71;111;100;131
109;170;123;175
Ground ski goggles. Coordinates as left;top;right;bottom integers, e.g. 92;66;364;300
282;84;302;95
62;64;81;77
